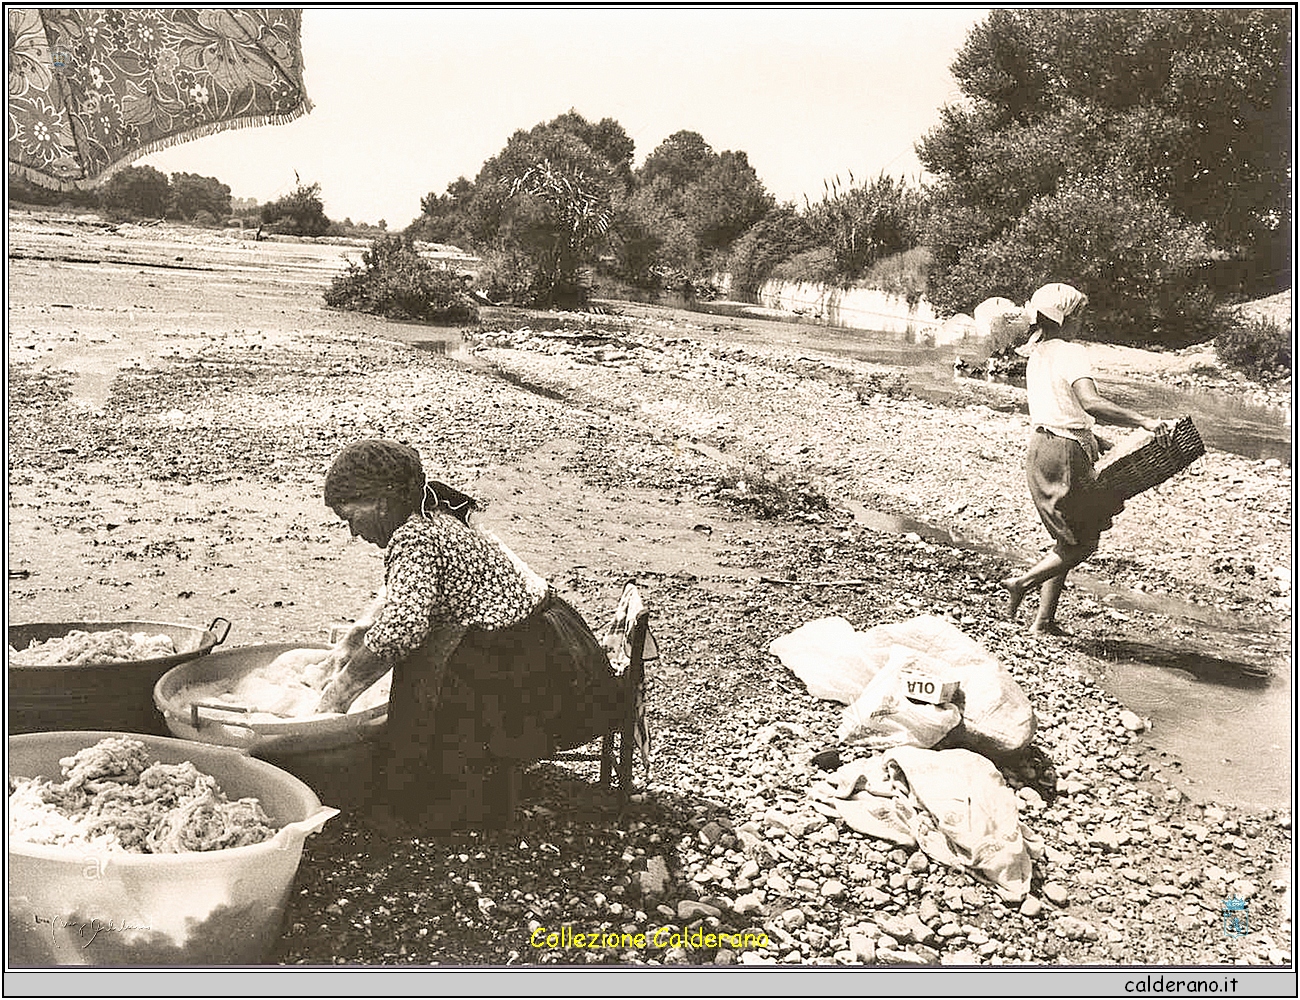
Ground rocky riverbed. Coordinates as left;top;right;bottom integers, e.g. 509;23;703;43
5;213;1293;970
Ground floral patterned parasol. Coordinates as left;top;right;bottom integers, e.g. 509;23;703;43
8;8;311;190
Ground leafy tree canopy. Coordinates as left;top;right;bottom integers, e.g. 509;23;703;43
918;8;1291;338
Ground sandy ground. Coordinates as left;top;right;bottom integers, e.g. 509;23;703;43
5;211;1294;971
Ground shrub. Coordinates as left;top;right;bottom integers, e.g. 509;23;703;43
324;235;479;324
475;247;538;306
261;181;330;236
928;179;1218;346
1215;316;1292;382
860;247;932;304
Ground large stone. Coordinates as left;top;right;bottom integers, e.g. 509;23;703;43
640;856;671;898
876;914;912;941
1119;710;1146;732
877;947;929;965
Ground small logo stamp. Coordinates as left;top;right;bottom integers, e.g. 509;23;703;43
1221;896;1248;939
50;49;75;73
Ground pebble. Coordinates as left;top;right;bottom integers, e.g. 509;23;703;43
906;850;930;872
677;900;721;921
780;907;807;930
918;897;942;925
1019;896;1043;918
848;932;876;964
640;856;670;898
1054;916;1099;941
1043;882;1070;905
733;892;764;916
1119;710;1147;732
1090;825;1127;850
821;880;847;899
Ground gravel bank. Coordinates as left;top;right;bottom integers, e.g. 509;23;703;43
5;219;1292;972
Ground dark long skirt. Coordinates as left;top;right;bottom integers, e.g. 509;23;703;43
370;593;625;829
1026;428;1124;552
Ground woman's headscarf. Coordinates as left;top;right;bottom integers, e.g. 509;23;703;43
324;439;477;524
1015;282;1089;356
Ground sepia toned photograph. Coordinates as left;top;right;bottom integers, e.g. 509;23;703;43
6;6;1293;994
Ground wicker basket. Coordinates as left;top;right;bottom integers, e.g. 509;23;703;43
1095;416;1205;501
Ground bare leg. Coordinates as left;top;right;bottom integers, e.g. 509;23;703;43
1031;573;1068;634
1002;540;1096;624
1001;551;1066;619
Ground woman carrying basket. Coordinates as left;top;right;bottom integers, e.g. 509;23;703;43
314;438;624;832
1000;283;1172;636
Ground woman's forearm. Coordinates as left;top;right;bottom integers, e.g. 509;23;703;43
1073;378;1162;430
1084;398;1162;430
317;644;393;713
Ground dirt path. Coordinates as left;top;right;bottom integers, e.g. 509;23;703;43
6;212;1293;969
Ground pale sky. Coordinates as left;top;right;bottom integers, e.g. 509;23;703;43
140;7;987;229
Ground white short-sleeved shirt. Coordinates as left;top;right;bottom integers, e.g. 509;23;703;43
1025;339;1095;436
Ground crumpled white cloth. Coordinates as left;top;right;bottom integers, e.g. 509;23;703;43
811;746;1040;902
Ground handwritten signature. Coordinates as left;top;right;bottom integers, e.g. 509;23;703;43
32;913;151;948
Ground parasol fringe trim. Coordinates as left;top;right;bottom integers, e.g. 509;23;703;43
11;99;313;193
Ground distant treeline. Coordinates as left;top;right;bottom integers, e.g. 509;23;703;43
405;9;1290;346
11;10;1290;350
8;166;388;240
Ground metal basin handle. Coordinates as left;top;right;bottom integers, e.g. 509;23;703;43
206;617;232;646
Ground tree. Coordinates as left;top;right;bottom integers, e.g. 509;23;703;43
408;176;477;247
726;204;820;296
468;111;633;306
168;172;232;221
98;165;169;219
919;8;1292;331
618;132;774;290
260;180;330;236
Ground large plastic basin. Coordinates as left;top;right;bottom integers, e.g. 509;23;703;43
154;642;388;808
9;618;231;735
7;730;337;966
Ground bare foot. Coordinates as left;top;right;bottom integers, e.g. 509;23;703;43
1029;621;1071;638
1000;577;1027;619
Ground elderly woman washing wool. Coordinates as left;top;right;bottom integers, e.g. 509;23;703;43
315;438;623;832
1000;283;1172;636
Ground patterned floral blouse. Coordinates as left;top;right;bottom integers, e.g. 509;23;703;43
363;513;550;661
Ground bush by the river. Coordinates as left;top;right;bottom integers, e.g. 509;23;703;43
324;235;479;324
1215;315;1292;383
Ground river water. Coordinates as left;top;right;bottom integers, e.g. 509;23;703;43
670;298;1293;465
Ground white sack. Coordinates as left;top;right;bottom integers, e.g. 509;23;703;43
855;616;1036;754
768;616;888;705
812;746;1036;902
837;660;961;749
